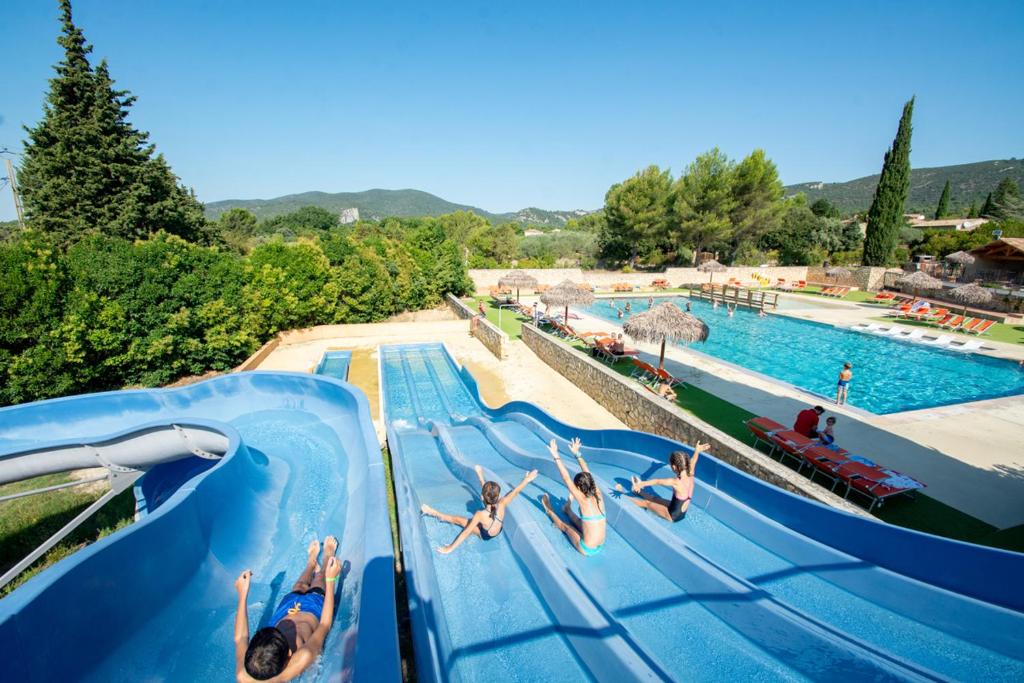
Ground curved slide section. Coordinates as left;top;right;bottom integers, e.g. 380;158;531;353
0;371;399;682
382;342;1024;682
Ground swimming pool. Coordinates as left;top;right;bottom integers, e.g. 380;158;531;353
315;349;352;380
581;296;1024;414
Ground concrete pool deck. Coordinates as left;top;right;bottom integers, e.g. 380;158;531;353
562;300;1024;529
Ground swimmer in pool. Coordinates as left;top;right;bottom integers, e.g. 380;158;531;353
616;442;708;522
235;537;342;683
541;438;607;556
421;465;537;554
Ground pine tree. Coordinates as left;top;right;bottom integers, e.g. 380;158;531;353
980;192;995;217
862;97;914;266
967;200;979;218
18;0;105;244
934;179;950;219
18;0;207;247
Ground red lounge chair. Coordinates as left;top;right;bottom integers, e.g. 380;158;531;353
836;462;925;512
656;367;683;389
967;319;995;336
745;417;786;451
799;446;853;488
768;429;816;462
796;280;807;289
959;318;982;333
939;315;964;330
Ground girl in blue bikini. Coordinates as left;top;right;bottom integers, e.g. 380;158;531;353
540;437;607;556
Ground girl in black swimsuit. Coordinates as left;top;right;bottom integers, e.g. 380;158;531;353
422;465;537;554
616;442;708;522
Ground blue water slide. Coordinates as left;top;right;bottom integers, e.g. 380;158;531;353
381;342;1024;682
0;371;399;682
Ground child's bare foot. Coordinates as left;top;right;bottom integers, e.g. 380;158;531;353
307;539;321;564
323;535;338;559
615;483;626;494
631;475;642;494
421;503;438;517
540;493;553;517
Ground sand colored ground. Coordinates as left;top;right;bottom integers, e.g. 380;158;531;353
254;320;625;442
561;296;1024;528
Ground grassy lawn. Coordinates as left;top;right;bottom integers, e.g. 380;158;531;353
555;334;1020;551
784;285;887;304
0;473;135;597
871;315;1024;345
468;296;533;339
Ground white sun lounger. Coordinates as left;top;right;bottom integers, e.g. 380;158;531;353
919;334;953;347
852;323;882;333
896;329;926;341
950;340;983;352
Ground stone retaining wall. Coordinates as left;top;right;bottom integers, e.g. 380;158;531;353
806;266;901;291
469;266;810;293
446;293;509;359
521;323;868;515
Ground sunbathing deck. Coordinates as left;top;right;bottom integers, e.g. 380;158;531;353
566;304;1024;528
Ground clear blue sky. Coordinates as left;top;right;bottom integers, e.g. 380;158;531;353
2;0;1023;221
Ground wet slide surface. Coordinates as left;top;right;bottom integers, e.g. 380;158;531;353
381;343;1024;683
0;372;397;682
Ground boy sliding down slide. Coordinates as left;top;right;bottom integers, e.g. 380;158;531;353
235;536;342;682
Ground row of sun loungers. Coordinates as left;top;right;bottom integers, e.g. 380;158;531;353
775;279;806;290
880;305;996;335
818;286;849;297
629;358;683;391
849;322;985;351
745;417;926;512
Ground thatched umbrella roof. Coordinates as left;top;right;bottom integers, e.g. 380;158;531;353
498;270;539;301
949;283;992;316
697;259;727;283
896;270;942;290
623;302;709;370
540;280;595;322
944;251;976;265
825;266;852;280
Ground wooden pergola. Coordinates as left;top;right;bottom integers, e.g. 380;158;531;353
970;237;1024;263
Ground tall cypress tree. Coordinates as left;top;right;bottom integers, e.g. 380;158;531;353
19;0;207;247
934;179;950;219
980;192;995;217
862;97;914;266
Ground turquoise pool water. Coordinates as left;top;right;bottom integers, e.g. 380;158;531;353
582;296;1024;414
315;350;352;380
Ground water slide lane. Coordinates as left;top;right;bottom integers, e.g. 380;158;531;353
489;419;1024;679
380;350;593;683
386;342;1024;682
0;372;398;682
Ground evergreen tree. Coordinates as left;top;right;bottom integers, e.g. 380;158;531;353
980;192;995;217
934;179;950;219
18;0;105;244
18;0;207;247
990;177;1024;220
601;165;672;266
967;200;979;218
671;149;736;261
863;97;914;266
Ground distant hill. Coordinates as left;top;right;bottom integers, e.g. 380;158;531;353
785;158;1024;214
205;188;591;226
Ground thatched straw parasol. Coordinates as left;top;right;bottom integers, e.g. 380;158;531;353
944;250;976;281
498;270;538;302
944;251;975;265
896;270;943;298
949;283;992;317
697;259;727;283
825;266;852;283
540;279;595;323
623;302;709;371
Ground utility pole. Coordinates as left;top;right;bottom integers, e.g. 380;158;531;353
5;159;26;230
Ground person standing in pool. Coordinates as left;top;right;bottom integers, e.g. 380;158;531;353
541;437;607;556
421;465;537;554
235;537;342;682
836;362;853;405
685;301;692;312
617;308;624;319
616;442;709;522
647;296;654;308
624;301;632;313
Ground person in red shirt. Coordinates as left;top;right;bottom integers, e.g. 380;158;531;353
794;406;824;438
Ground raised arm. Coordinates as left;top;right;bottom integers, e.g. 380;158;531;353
690;442;709;473
567;437;590;474
501;469;538;505
437;512;483;555
473;464;487;488
548;439;581;496
233;570;252;677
